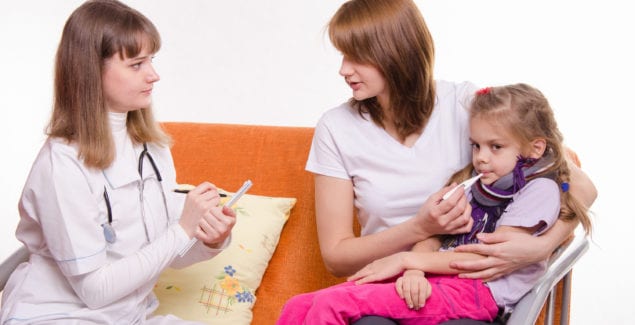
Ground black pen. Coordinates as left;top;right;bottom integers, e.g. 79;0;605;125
174;189;227;197
173;184;227;196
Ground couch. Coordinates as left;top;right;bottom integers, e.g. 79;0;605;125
162;122;341;324
0;122;588;324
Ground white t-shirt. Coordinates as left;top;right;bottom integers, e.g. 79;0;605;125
306;80;476;235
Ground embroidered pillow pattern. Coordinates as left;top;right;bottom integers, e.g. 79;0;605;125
152;190;296;324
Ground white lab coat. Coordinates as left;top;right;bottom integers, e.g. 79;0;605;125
0;113;224;324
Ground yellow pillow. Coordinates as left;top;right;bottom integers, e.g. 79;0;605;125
152;189;296;324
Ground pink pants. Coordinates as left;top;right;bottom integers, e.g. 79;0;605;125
276;275;499;325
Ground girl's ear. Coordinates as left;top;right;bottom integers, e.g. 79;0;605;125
528;138;547;159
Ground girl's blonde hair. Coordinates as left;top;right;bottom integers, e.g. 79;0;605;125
328;0;435;141
450;84;592;234
48;0;169;170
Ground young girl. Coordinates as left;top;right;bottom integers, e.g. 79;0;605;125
277;83;592;324
0;1;235;324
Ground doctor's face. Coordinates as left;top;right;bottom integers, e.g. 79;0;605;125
102;44;160;113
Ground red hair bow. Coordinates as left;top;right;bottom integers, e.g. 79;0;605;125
476;87;492;95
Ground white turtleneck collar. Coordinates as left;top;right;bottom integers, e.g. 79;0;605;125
108;111;128;133
104;111;139;188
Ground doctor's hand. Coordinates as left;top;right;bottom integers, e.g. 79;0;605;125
197;205;236;249
412;184;473;238
178;182;222;238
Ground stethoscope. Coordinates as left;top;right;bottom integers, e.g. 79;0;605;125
101;143;169;244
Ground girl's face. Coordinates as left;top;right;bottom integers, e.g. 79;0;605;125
469;116;525;185
339;56;389;108
102;44;159;113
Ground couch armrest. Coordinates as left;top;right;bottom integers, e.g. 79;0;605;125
0;245;29;292
507;234;589;325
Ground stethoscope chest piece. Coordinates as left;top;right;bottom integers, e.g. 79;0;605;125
102;186;117;244
102;223;117;244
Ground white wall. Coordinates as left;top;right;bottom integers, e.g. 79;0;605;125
1;1;632;323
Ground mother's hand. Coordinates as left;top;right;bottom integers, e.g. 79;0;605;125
348;252;407;285
414;184;473;237
450;231;551;282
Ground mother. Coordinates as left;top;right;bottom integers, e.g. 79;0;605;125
305;0;597;324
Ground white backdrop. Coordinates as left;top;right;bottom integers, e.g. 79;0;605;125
1;1;633;323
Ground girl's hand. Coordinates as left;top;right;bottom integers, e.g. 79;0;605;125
178;182;221;238
348;252;408;285
196;205;236;248
450;231;550;282
414;184;473;237
396;270;431;310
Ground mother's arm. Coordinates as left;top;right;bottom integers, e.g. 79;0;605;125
451;157;597;281
349;224;545;285
315;174;473;277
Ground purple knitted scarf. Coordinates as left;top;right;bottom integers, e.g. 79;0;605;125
441;155;555;249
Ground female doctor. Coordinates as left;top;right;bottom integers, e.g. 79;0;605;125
0;1;235;324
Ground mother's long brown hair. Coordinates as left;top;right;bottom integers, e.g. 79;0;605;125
48;0;169;169
328;0;436;141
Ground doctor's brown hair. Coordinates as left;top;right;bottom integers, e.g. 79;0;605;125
48;0;169;169
328;0;435;141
